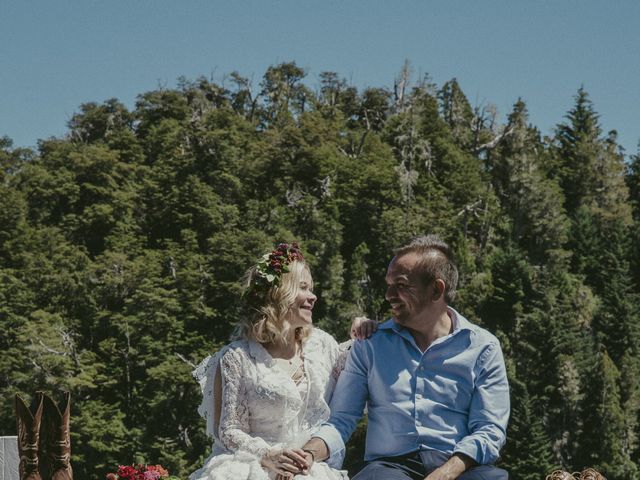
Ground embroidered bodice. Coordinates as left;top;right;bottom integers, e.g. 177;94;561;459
194;328;350;459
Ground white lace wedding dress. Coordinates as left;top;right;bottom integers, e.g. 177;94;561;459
190;328;350;480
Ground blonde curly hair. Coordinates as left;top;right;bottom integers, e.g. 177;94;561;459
233;260;313;346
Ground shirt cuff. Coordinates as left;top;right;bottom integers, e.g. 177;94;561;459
313;424;346;468
453;437;499;465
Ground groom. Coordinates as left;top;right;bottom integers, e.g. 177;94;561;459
303;235;510;479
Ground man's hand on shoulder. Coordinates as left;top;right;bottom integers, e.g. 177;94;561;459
423;453;476;480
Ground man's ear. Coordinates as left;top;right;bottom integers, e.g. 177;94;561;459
432;279;446;301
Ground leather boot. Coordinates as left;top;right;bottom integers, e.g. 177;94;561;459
42;392;73;480
545;471;576;480
15;392;43;480
577;469;605;480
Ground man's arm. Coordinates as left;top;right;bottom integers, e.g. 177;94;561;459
304;338;370;466
302;437;330;462
453;341;510;465
424;453;476;480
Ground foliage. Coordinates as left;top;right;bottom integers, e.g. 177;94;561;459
1;62;639;480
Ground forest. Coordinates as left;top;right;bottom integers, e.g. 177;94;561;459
2;61;640;480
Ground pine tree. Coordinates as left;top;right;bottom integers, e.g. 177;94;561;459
619;352;640;463
592;131;632;223
554;87;602;216
438;78;474;148
590;220;640;362
579;349;638;479
491;100;569;263
501;375;556;479
628;149;640;219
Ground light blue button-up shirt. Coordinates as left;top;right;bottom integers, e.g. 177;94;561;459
315;308;510;466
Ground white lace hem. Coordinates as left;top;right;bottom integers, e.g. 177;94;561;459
189;449;349;480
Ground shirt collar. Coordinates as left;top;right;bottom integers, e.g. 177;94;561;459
379;306;473;335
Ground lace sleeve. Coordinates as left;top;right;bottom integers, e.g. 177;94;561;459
217;347;274;457
319;334;354;404
332;340;353;382
193;350;225;440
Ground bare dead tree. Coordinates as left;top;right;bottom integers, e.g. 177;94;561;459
473;127;514;154
456;199;483;238
319;175;332;198
393;60;412;114
337;110;371;159
175;352;197;369
471;103;514;154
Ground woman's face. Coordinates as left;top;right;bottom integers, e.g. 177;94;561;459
287;269;317;328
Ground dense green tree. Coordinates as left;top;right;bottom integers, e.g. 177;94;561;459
479;245;532;334
619;352;640;463
501;375;556;480
2;64;639;479
628;149;640;219
554;87;603;216
438;78;474;148
490;100;569;263
260;62;310;125
590;221;640;362
579;350;638;479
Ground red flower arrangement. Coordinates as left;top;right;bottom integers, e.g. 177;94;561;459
106;464;178;480
243;242;305;303
257;242;304;282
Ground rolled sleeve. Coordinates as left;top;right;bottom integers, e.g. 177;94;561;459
313;424;346;468
315;339;370;466
453;342;510;464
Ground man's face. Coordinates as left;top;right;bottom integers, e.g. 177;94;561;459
385;252;432;328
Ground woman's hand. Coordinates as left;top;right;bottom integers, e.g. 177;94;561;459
262;447;310;478
350;316;378;340
275;450;314;479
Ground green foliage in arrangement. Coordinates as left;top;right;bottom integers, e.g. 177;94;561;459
1;62;639;480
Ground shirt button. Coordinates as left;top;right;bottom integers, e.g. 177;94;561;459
419;366;425;371
416;420;422;426
416;393;421;399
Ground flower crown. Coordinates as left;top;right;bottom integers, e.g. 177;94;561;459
243;243;305;304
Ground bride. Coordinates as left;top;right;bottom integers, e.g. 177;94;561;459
191;243;360;480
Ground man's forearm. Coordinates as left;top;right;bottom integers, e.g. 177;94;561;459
302;437;330;463
425;453;476;480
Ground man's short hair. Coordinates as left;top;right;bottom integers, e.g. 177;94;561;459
394;234;459;304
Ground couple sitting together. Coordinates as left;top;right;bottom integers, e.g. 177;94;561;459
190;235;510;480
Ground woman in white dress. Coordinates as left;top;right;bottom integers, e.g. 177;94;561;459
190;243;350;480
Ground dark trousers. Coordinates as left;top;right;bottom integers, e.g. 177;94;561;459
352;450;508;480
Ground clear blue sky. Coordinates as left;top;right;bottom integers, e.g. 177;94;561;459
2;0;639;155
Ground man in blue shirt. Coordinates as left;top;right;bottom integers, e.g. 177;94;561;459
301;235;510;479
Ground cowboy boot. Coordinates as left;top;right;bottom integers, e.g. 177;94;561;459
578;469;606;480
545;471;577;480
15;392;44;480
42;392;73;480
